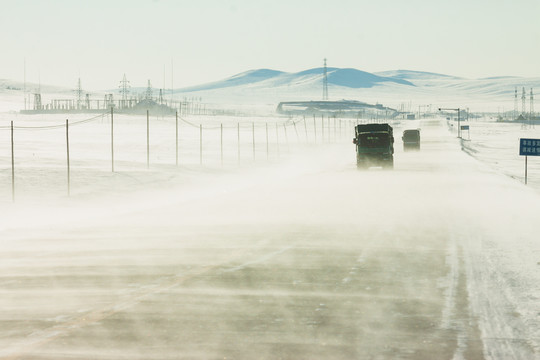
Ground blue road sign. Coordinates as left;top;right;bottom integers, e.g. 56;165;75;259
520;138;540;156
460;125;469;130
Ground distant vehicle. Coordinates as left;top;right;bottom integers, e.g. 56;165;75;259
402;129;421;150
352;123;394;169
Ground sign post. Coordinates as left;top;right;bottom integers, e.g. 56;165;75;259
519;138;540;184
460;125;470;139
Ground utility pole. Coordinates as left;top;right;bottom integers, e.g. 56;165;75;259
171;59;174;106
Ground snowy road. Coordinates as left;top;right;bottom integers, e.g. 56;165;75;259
1;118;539;359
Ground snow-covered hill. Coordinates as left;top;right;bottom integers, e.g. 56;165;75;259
374;69;462;81
169;67;540;112
178;67;413;93
179;69;287;92
2;67;540;113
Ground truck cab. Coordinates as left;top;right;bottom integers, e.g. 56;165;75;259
353;123;394;169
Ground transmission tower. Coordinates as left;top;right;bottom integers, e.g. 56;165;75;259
531;88;535;119
522;87;527;117
322;58;329;101
514;87;518;120
145;80;153;100
76;78;83;109
33;73;42;110
119;74;130;108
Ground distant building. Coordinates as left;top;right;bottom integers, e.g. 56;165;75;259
276;100;399;118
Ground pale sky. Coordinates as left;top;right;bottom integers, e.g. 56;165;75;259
1;0;539;91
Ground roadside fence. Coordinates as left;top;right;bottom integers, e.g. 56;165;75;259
0;110;360;201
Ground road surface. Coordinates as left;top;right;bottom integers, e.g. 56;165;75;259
1;118;538;359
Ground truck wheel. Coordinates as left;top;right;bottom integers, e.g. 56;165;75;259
383;159;394;170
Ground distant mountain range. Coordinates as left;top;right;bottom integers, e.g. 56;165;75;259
178;68;418;93
2;67;539;112
166;67;540;111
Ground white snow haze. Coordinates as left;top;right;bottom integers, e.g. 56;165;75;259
1;1;540;359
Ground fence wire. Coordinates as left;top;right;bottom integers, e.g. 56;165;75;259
1;111;357;201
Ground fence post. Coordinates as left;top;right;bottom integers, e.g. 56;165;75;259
313;116;316;143
200;124;203;165
66;119;70;197
283;123;289;153
266;122;269;160
293;120;299;142
333;116;336;143
176;111;178;166
276;123;280;157
304;116;308;143
321;115;324;143
111;107;114;172
147;110;150;168
11;121;14;202
220;123;223;166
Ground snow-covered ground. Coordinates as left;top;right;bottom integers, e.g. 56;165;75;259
1;90;540;358
459;118;540;186
0;111;355;203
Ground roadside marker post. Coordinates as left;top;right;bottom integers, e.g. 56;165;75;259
11;121;14;202
111;107;114;172
519;138;540;184
460;125;470;140
66;119;70;197
146;110;150;168
265;123;269;160
252;122;255;161
220;123;223;166
176;111;178;166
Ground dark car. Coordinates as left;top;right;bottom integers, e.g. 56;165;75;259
402;129;420;150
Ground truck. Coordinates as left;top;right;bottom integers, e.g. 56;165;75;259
402;129;421;150
352;123;394;169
